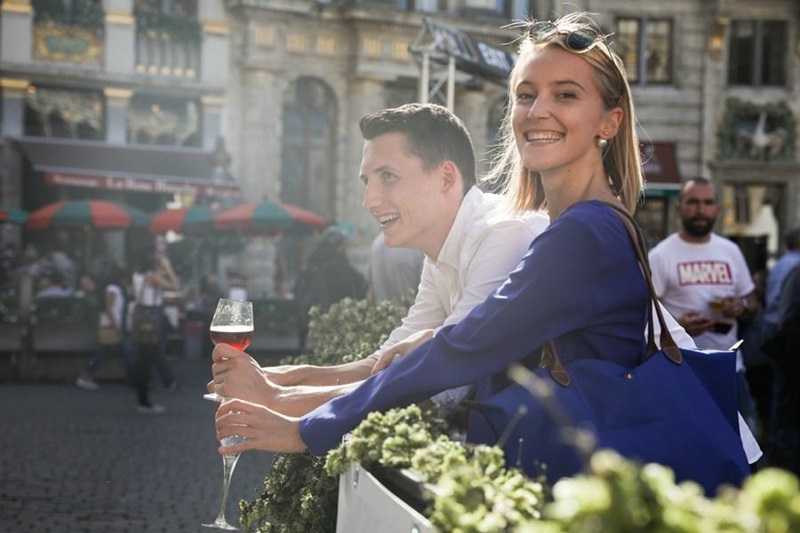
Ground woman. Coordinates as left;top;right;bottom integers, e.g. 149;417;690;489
131;251;179;414
76;265;133;390
215;13;743;482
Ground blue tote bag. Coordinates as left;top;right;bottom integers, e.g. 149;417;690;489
466;205;749;496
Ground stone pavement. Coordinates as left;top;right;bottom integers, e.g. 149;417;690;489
0;356;279;533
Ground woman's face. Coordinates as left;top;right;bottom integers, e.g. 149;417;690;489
511;45;620;179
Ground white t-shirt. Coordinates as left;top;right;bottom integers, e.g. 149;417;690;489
649;233;755;360
99;283;125;329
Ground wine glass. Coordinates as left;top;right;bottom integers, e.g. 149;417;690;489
204;298;254;403
202;434;247;530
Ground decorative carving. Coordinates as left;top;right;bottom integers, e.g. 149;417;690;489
717;98;795;162
26;87;103;138
34;25;102;66
127;99;200;146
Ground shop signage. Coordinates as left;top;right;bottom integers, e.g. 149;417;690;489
46;172;240;199
424;18;517;84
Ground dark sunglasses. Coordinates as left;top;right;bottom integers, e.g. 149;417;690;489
527;21;603;53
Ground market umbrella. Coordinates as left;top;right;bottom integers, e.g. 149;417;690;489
214;200;328;234
149;206;214;234
0;205;28;225
26;200;150;231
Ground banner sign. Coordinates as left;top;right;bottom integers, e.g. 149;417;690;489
424;18;517;84
46;172;241;199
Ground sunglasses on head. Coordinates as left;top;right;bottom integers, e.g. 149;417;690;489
527;21;603;53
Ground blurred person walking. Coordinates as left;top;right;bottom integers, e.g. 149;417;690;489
366;232;423;303
76;264;134;390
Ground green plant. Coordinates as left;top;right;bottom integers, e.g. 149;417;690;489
238;294;414;532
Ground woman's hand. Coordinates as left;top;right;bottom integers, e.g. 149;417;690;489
216;398;306;455
209;344;277;406
371;329;434;375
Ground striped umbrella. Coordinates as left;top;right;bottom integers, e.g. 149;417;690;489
214;200;327;234
26;200;150;231
0;205;28;225
149;206;214;234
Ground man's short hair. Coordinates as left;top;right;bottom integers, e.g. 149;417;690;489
359;103;477;191
678;176;714;200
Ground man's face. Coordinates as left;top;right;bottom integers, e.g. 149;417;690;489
678;182;719;238
359;132;449;257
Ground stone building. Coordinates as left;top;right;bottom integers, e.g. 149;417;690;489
2;0;798;296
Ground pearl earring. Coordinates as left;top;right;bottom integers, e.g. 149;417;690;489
596;137;608;149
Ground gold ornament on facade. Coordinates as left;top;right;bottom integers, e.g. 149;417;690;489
34;25;102;67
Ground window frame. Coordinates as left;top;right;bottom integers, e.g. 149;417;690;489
727;19;788;88
615;16;674;87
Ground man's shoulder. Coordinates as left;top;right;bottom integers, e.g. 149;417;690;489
649;233;680;255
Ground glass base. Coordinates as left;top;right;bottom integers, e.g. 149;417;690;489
202;517;237;530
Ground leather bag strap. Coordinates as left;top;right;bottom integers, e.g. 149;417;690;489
541;202;682;386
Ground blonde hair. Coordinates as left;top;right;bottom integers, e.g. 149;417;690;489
487;12;643;215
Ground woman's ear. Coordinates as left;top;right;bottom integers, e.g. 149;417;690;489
602;107;624;139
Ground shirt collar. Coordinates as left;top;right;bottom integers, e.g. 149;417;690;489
433;187;497;268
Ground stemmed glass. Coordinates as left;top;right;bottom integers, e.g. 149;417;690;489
203;298;254;530
204;298;254;402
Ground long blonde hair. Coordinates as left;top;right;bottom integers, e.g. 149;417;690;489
487;12;643;215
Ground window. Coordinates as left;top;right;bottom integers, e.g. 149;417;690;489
494;0;534;20
357;0;438;11
281;78;337;221
24;86;104;140
616;18;673;85
728;20;787;87
126;94;201;147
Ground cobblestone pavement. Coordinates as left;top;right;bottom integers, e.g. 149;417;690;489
0;357;276;532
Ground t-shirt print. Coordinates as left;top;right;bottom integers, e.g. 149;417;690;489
677;261;734;286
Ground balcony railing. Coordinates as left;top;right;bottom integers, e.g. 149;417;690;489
134;12;201;78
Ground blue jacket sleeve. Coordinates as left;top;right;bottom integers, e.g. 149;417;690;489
300;203;645;454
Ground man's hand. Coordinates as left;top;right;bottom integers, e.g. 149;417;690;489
371;329;434;374
209;343;276;406
677;310;716;336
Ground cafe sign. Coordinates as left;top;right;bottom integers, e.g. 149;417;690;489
46;172;241;199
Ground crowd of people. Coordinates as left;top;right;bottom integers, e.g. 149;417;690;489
207;12;800;493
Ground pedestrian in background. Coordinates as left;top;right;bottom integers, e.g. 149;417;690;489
760;226;800;472
366;232;423;303
649;177;762;439
292;227;367;352
76;264;134;390
130;250;178;414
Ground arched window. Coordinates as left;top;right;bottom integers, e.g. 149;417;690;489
281;78;337;220
280;78;338;282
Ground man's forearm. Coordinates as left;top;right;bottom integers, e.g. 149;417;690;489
273;382;362;417
263;358;375;387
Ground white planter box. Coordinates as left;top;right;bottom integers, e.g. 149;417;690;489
336;463;434;533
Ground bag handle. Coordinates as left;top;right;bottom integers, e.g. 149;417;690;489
541;202;682;387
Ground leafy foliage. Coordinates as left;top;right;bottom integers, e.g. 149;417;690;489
239;291;800;533
238;294;413;532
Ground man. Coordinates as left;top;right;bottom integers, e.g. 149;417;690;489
649;177;761;436
760;226;800;473
209;103;549;414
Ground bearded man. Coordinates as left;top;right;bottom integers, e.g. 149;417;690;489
649;176;761;438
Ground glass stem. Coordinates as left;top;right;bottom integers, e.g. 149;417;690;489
215;452;241;523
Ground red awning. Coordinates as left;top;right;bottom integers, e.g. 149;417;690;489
14;137;240;199
641;142;681;189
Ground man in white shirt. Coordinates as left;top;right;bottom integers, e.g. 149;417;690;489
649;177;762;447
209;103;548;414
